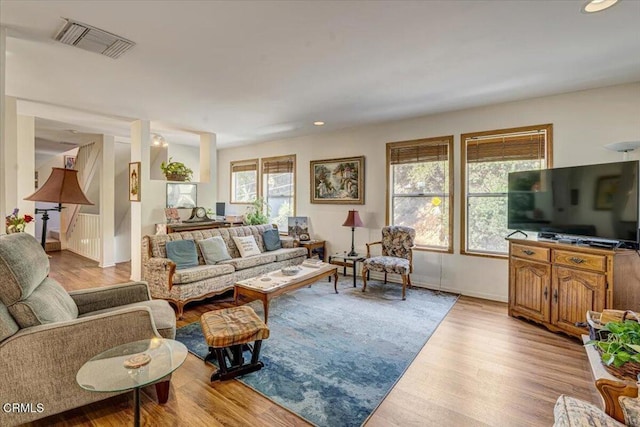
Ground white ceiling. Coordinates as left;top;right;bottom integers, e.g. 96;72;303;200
2;0;640;148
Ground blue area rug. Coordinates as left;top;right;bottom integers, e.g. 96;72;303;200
175;278;458;427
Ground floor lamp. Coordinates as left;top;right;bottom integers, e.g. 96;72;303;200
24;167;94;249
342;210;364;257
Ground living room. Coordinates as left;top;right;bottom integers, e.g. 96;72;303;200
1;1;640;426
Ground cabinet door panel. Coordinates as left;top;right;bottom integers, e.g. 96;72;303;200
510;258;551;322
552;266;606;337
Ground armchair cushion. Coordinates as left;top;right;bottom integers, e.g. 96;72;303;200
8;277;78;328
363;256;410;275
80;299;176;339
619;396;640;427
0;301;19;341
0;232;50;306
381;226;416;259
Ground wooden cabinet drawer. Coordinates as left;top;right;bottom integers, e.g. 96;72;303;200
553;250;606;272
511;244;550;262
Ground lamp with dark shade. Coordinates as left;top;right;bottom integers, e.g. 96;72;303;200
24;167;94;249
342;210;364;257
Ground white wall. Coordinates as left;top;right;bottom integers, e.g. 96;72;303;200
217;82;640;302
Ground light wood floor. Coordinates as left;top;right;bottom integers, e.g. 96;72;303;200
28;251;600;427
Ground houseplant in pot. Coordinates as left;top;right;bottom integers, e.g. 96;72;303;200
245;198;270;225
160;157;193;181
589;314;640;379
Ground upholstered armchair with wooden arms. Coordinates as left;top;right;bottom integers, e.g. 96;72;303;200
361;226;416;300
0;233;177;426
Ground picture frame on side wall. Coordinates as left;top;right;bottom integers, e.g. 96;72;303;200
64;155;76;170
310;156;365;204
129;162;141;202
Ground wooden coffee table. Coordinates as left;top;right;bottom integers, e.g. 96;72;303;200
234;263;339;323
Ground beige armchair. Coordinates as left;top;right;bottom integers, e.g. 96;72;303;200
361;226;416;300
0;233;176;426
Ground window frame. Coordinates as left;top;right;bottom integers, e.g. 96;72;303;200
460;124;553;259
260;154;296;230
229;158;259;204
386;135;454;253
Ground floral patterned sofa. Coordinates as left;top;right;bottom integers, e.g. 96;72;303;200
142;224;307;318
553;394;640;426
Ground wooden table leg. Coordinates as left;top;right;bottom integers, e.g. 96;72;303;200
333;271;339;294
263;297;269;324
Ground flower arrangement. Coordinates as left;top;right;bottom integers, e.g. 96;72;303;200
5;208;34;233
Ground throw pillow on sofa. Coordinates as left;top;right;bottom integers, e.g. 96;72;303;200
233;235;261;257
197;236;232;264
263;229;282;251
166;240;199;269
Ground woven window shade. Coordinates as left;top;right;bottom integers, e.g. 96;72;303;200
466;132;546;163
262;157;294;174
389;141;449;165
231;162;257;173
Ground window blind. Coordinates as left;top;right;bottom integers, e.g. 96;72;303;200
262;156;295;174
231;162;257;173
389;139;449;165
466;131;546;163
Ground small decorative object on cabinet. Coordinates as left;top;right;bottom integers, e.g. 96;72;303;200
508;238;640;339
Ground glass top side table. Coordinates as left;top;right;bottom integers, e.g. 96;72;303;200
328;252;366;288
76;338;187;427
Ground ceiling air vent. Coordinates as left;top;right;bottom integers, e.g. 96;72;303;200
54;18;135;59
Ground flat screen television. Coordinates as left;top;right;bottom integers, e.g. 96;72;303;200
508;160;639;247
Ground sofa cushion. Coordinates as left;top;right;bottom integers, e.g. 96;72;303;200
263;229;282;251
8;277;79;328
270;247;307;262
219;253;277;271
166;240;199;270
0;301;19;341
197;236;232;264
0;233;50;306
172;264;235;285
233;235;261;258
553;395;623;427
80;299;176;339
620;396;640;427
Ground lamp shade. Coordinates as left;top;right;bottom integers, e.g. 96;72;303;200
342;210;363;228
24;168;94;205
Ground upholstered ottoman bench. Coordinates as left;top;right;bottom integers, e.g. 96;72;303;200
200;306;270;381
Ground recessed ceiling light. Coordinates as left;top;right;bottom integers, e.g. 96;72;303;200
313;121;325;126
582;0;619;13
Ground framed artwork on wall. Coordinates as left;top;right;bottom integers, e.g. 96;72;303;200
129;162;141;202
64;155;76;170
310;156;365;204
166;183;197;208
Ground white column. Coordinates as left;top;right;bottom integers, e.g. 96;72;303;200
130;120;150;281
200;132;217;205
3;96;18;217
0;27;6;219
17;115;35;236
100;135;115;267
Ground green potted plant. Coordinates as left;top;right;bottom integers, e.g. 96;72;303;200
589;317;640;378
160;157;193;181
245;198;270;225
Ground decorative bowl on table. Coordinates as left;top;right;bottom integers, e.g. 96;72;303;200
281;266;302;276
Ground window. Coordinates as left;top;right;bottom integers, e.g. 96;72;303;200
261;155;296;230
230;159;258;203
461;124;553;257
387;136;454;252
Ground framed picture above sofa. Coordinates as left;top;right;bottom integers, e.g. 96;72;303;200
310;156;364;204
167;183;197;208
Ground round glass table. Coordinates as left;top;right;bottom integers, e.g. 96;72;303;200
76;338;187;427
